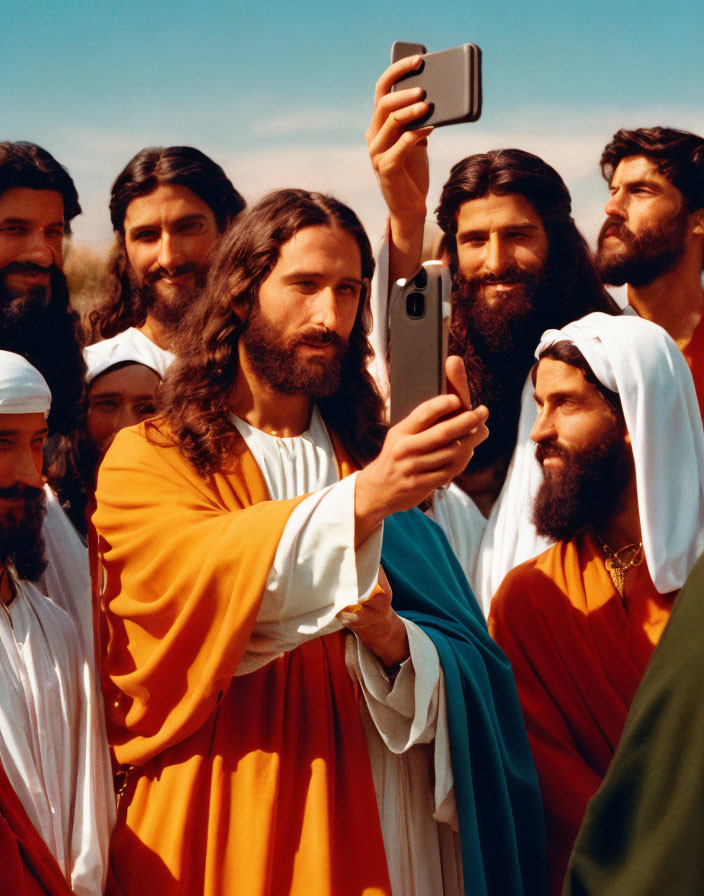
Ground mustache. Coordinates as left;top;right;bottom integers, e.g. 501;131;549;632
294;328;346;350
145;263;199;286
598;217;634;244
0;483;44;500
470;264;538;286
1;261;55;276
535;440;571;466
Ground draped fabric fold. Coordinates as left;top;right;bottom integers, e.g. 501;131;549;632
380;508;546;896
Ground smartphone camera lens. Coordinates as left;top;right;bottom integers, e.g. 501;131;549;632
406;292;425;318
414;268;428;289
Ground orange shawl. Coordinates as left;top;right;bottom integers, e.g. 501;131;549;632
681;313;704;425
489;530;673;896
94;422;390;896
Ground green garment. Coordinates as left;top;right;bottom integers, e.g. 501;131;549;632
382;508;546;896
564;552;704;895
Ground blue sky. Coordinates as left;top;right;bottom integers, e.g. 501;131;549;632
2;0;703;247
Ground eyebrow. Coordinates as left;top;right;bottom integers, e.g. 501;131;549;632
281;271;363;284
0;426;48;436
458;223;540;238
0;216;64;228
613;178;662;191
127;213;209;233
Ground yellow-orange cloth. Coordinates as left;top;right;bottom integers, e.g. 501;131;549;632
94;422;391;896
489;530;673;896
681;313;704;426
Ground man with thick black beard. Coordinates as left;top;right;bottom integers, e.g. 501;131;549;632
0;351;113;894
595;126;704;417
489;312;704;896
367;59;616;516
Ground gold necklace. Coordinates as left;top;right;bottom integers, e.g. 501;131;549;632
594;531;644;601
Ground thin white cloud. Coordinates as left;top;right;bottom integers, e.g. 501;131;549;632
66;103;704;254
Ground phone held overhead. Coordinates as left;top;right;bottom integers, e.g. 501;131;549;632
390;42;482;130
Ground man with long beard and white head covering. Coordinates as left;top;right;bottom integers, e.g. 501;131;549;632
0;352;114;895
488;312;704;896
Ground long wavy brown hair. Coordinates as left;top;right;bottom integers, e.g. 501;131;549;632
155;189;387;475
89;146;246;340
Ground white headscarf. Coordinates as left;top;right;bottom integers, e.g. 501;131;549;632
83;327;172;384
537;311;704;594
0;351;51;416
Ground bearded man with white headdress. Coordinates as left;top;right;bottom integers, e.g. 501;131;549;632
0;351;114;895
488;312;704;896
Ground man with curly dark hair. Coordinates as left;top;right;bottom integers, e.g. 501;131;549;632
596;126;704;417
94;188;546;896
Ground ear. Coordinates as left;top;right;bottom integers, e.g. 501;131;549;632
691;207;704;237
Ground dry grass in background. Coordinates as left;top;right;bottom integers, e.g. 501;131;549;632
64;243;110;323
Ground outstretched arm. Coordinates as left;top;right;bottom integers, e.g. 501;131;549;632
366;55;434;284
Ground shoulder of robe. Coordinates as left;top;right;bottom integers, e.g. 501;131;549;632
489;538;575;632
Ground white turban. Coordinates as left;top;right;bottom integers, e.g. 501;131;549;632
83;328;172;385
536;311;704;594
0;352;51;416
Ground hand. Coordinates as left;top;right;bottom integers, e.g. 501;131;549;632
366;56;434;282
338;566;409;670
355;355;489;544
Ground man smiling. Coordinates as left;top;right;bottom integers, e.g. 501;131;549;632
88;145;245;370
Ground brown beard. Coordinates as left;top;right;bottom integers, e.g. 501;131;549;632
0;485;48;582
595;208;689;287
131;263;206;333
450;264;552;472
531;422;634;541
241;307;346;398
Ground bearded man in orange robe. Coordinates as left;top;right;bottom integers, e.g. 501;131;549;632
489;312;704;896
94;189;545;896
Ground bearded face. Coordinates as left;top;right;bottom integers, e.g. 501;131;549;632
595;207;689;287
449;262;553;471
241;305;346;398
0;484;47;582
531;416;634;542
129;261;207;333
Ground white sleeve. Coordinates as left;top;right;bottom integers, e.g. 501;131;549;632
236;471;383;675
346;617;458;827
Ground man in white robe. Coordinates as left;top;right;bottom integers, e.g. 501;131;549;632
0;351;114;894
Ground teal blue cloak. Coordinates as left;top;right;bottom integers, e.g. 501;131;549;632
381;508;546;896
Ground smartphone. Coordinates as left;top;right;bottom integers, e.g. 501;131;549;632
390;43;482;129
391;41;427;63
389;262;451;425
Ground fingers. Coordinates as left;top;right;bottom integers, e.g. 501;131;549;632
373;55;423;104
445;355;472;409
366;96;431;157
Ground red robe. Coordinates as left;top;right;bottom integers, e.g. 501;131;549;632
489;529;674;896
681;312;704;425
0;759;72;896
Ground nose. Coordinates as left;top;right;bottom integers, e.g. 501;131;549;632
604;188;626;220
313;286;342;331
15;448;43;489
157;232;185;272
24;228;55;269
529;407;555;445
484;233;510;275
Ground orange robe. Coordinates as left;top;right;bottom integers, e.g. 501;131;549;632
681;313;704;424
94;422;391;896
0;759;73;896
489;529;674;896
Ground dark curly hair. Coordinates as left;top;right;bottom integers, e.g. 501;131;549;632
90;146;245;340
601;127;704;213
436;148;618;323
0;141;81;234
155;188;386;475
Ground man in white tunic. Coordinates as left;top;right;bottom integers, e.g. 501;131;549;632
95;189;544;896
0;351;113;895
